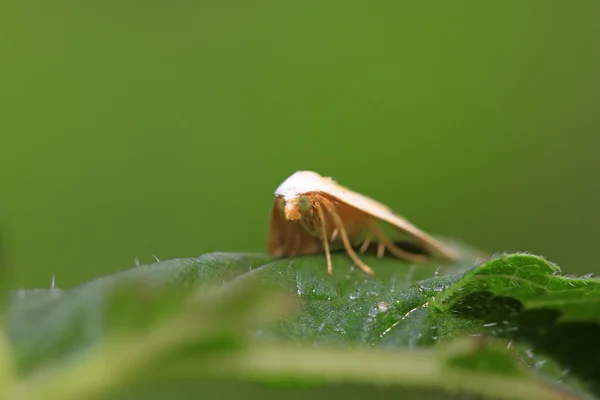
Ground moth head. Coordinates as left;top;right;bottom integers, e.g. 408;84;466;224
277;194;312;221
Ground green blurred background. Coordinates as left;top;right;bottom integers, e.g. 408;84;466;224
2;1;599;289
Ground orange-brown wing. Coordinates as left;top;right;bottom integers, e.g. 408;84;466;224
267;200;323;257
318;187;458;261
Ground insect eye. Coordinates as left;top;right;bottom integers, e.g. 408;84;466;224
298;195;311;212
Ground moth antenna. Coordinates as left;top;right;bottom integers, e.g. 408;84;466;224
315;203;333;275
366;219;428;263
321;198;374;275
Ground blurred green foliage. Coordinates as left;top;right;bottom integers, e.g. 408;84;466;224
2;1;600;288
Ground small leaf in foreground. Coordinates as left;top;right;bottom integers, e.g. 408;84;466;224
10;279;295;400
152;337;589;400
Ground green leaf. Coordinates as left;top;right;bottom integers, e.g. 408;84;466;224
3;245;599;399
437;253;600;322
436;253;600;396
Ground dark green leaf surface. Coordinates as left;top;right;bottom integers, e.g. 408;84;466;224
7;241;479;371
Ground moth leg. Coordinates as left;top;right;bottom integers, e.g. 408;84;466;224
358;234;372;254
321;199;374;276
315;203;333;275
330;228;339;242
377;243;385;258
366;219;427;262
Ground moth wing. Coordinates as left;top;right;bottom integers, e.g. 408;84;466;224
267;200;322;257
320;181;458;260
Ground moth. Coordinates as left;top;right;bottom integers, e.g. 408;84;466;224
267;171;458;275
